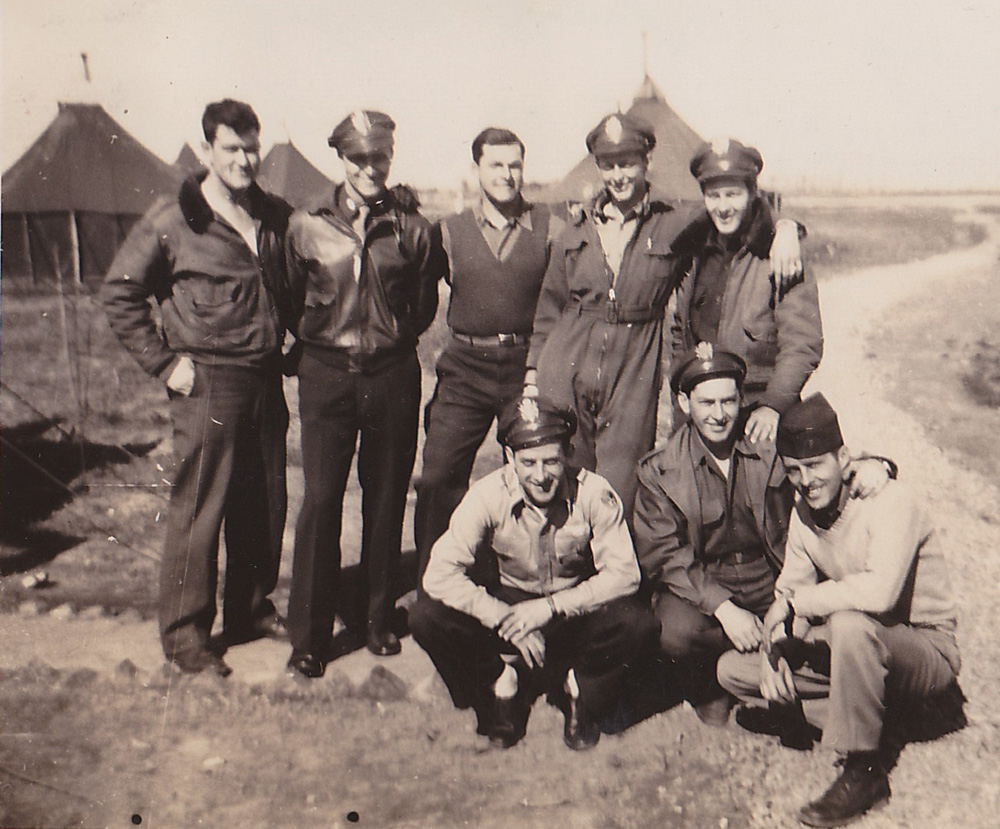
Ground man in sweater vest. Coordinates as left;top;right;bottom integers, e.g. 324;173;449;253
718;394;962;827
414;128;562;581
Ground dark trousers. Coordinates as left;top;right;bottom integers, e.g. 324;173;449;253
653;557;775;702
410;588;658;722
287;350;420;654
413;341;528;581
159;363;288;659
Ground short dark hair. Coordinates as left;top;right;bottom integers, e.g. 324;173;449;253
202;99;261;144
472;127;525;164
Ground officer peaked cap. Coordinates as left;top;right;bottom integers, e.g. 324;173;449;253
329;110;396;156
586;113;656;158
499;396;577;451
671;342;748;395
690;138;763;186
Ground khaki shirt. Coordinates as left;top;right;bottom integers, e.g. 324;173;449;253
423;464;640;628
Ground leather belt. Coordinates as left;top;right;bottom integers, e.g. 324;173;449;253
576;303;665;325
452;331;529;348
715;550;766;566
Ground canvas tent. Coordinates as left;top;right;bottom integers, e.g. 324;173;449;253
173;142;205;177
540;75;706;205
1;102;181;283
257;141;333;208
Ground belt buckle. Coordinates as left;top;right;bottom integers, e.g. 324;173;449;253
605;303;619;324
497;333;515;346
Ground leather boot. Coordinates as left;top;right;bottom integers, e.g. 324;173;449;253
797;752;890;827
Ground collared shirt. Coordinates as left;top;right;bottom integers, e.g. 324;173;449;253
687;429;769;565
423;464;640;628
593;190;650;280
776;480;958;631
473;195;533;261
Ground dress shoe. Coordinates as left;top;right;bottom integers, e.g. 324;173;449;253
487;695;525;749
735;704;821;751
171;648;232;678
366;628;401;656
562;694;600;751
694;694;734;727
797;753;890;828
223;613;289;646
286;651;325;679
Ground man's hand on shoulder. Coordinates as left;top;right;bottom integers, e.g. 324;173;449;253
744;405;779;444
769;218;804;288
846;457;892;499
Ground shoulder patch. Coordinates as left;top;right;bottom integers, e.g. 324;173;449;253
601;489;619;507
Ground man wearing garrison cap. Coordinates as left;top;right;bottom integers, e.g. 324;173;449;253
283;110;446;676
527;115;805;516
634;348;894;727
718;394;962;828
670;138;823;444
411;395;657;751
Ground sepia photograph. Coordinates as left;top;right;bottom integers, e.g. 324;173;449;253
2;1;999;827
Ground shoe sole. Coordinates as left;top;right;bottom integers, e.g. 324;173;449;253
797;794;889;827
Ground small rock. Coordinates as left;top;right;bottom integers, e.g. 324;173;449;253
116;659;140;679
78;605;105;620
202;756;225;771
358;665;408;702
49;603;76;621
114;608;144;624
18;602;42;617
21;571;50;590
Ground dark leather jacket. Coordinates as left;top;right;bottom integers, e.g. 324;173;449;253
287;184;445;371
102;174;293;376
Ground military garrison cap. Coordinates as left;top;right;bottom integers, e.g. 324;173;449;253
499;396;577;451
328;110;396;156
776;393;844;459
586;113;656;158
671;342;748;395
690;138;763;186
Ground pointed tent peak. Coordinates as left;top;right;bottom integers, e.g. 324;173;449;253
632;73;666;105
2;101;180;214
174;142;205;175
258;141;333;207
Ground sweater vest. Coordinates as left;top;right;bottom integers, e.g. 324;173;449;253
443;206;551;336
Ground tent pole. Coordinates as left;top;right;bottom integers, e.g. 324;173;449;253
22;214;35;284
69;210;82;282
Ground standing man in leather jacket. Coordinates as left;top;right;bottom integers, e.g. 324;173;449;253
103;99;293;677
284;110;446;677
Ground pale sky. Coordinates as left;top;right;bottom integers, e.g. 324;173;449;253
3;0;999;193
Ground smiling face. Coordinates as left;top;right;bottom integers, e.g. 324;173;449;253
508;441;567;508
783;447;851;511
679;377;741;449
477;142;524;206
341;149;393;202
596;151;648;210
204;124;261;194
702;180;753;236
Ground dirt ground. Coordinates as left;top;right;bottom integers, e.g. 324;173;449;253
2;195;1000;829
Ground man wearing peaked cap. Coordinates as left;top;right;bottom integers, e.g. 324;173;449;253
634;348;895;727
283;109;447;676
585;112;656;158
327;109;396;156
414;128;564;588
718;392;962;827
671;137;822;444
526;115;805;518
411;394;657;751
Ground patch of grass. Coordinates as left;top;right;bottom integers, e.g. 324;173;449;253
791;205;986;280
867;264;1000;482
